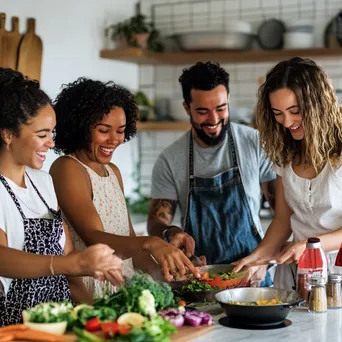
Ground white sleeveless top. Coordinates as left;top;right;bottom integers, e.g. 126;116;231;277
63;155;134;298
273;161;342;244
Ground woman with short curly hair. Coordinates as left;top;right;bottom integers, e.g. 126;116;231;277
234;57;342;290
51;78;198;297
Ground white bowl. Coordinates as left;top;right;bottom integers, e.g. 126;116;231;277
169;99;189;122
22;310;67;335
283;32;313;49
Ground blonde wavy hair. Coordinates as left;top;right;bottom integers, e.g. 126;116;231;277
256;57;342;173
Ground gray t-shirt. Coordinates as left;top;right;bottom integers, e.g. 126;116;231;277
151;123;275;238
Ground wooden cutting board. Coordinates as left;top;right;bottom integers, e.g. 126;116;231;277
17;18;43;81
172;324;214;342
2;16;22;70
0;13;6;68
62;325;214;342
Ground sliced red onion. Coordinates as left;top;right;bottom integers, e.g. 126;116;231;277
184;312;203;326
164;314;185;327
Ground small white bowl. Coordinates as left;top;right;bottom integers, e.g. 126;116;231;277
283;32;314;49
22;310;68;335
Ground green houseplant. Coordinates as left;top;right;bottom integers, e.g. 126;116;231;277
110;14;164;51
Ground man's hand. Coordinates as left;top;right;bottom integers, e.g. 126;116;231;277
169;232;195;258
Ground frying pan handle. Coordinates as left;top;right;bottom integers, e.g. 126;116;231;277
281;299;306;310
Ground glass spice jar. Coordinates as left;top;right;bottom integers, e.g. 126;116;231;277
309;276;327;313
326;274;342;309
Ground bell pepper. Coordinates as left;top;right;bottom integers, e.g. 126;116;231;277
85;317;101;332
101;322;119;339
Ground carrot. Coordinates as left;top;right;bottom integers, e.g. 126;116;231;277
0;334;14;342
12;329;68;342
0;325;27;333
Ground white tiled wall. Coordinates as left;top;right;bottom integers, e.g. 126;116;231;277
137;0;342;196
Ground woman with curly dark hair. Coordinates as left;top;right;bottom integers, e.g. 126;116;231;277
234;57;342;290
0;69;123;326
50;78;198;297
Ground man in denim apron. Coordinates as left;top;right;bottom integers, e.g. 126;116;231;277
148;62;275;285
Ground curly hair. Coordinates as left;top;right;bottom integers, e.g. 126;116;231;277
256;57;342;173
0;68;51;147
53;78;139;155
179;62;230;105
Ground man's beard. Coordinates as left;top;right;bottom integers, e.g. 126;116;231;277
191;118;228;146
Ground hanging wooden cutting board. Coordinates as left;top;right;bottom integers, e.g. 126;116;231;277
2;16;22;70
17;18;43;81
0;13;6;67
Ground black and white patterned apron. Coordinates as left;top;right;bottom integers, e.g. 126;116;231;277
0;173;71;326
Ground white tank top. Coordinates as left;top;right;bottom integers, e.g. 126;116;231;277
63;155;134;298
273;161;342;244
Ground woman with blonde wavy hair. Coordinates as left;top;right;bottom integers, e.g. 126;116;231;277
234;57;342;290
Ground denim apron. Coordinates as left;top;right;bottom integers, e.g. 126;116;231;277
0;173;71;326
185;127;272;286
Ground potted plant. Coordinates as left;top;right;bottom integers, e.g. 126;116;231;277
109;14;164;51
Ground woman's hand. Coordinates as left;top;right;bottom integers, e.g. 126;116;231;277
146;237;200;282
273;241;306;264
233;252;273;285
74;244;124;285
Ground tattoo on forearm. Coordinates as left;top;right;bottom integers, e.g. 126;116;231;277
152;199;177;225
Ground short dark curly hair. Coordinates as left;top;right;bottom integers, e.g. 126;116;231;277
0;68;51;147
53;77;139;155
179;62;230;106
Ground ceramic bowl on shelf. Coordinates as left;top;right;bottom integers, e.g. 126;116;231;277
169;99;189;122
283;32;314;49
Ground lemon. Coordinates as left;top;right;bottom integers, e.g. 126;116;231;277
71;304;93;320
117;313;145;328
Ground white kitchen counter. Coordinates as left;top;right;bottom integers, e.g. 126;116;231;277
192;306;342;342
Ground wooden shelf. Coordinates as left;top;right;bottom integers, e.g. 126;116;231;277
100;47;342;65
137;121;190;131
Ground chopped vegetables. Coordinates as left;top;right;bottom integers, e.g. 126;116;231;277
178;300;186;307
159;308;212;327
228;297;284;306
24;302;73;324
181;280;220;293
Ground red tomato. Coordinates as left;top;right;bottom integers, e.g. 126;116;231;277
85;317;101;332
102;322;119;339
118;324;132;335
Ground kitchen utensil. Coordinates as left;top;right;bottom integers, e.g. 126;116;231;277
173;31;254;51
215;287;304;326
243;258;278;267
17;18;43;81
2;16;22;70
257;19;285;50
189;254;204;267
0;13;6;67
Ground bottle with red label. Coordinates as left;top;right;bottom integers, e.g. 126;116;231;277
296;237;328;303
335;243;342;271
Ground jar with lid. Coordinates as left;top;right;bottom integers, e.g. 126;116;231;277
309;276;327;313
326;273;342;309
